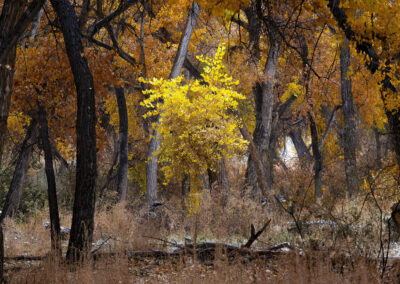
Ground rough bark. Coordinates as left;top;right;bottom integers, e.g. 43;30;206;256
27;0;47;40
1;118;38;220
239;121;268;199
374;127;382;169
50;0;97;262
146;2;200;207
309;114;322;199
289;128;311;164
0;0;47;62
246;29;280;200
38;105;61;254
0;0;28;164
340;39;358;197
115;87;128;202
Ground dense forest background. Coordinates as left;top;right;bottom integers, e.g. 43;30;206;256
0;0;400;282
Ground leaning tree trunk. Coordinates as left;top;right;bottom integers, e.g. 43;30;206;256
340;39;358;198
38;105;61;255
146;2;200;207
289;128;312;165
50;0;97;262
1;118;38;220
0;0;28;164
115;87;128;202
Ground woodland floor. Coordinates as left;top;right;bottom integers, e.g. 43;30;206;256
2;191;400;283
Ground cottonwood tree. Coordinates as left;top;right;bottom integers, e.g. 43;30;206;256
50;0;97;261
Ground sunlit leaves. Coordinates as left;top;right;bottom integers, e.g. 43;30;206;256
141;44;247;188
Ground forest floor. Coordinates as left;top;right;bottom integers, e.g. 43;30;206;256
2;191;400;283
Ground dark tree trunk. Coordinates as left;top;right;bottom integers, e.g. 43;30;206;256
309;114;322;199
386;107;400;169
374;127;382;169
146;2;200;207
340;39;358;198
38;105;61;255
289;128;311;164
0;0;47;62
0;0;28;164
115;87;128;202
50;0;97;262
1;118;38;220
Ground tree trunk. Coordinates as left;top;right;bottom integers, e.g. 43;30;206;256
246;29;280;200
327;0;400;174
27;0;47;40
340;39;358;198
38;105;61;255
50;0;97;262
0;0;28;164
146;2;200;207
309;114;322;199
115;87;128;202
289;128;311;164
1;118;38;220
374;127;382;169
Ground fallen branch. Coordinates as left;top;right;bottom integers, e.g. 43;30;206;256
242;220;271;249
5;255;44;261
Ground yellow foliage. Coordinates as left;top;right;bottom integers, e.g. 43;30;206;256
7;112;30;138
141;44;248;188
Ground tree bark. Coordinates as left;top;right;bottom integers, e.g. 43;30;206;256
374;127;382;169
27;0;47;40
38;105;61;255
289;128;311;164
0;0;28;164
50;0;97;262
0;0;47;62
1;118;38;220
146;2;200;207
309;114;322;199
246;29;280;200
340;39;358;197
115;87;128;202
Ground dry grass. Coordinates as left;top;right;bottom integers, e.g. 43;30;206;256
2;158;400;283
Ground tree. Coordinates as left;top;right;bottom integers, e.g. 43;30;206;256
142;44;247;207
50;0;97;261
0;118;38;219
339;38;358;197
38;104;61;255
145;1;200;207
115;87;128;202
0;0;47;163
